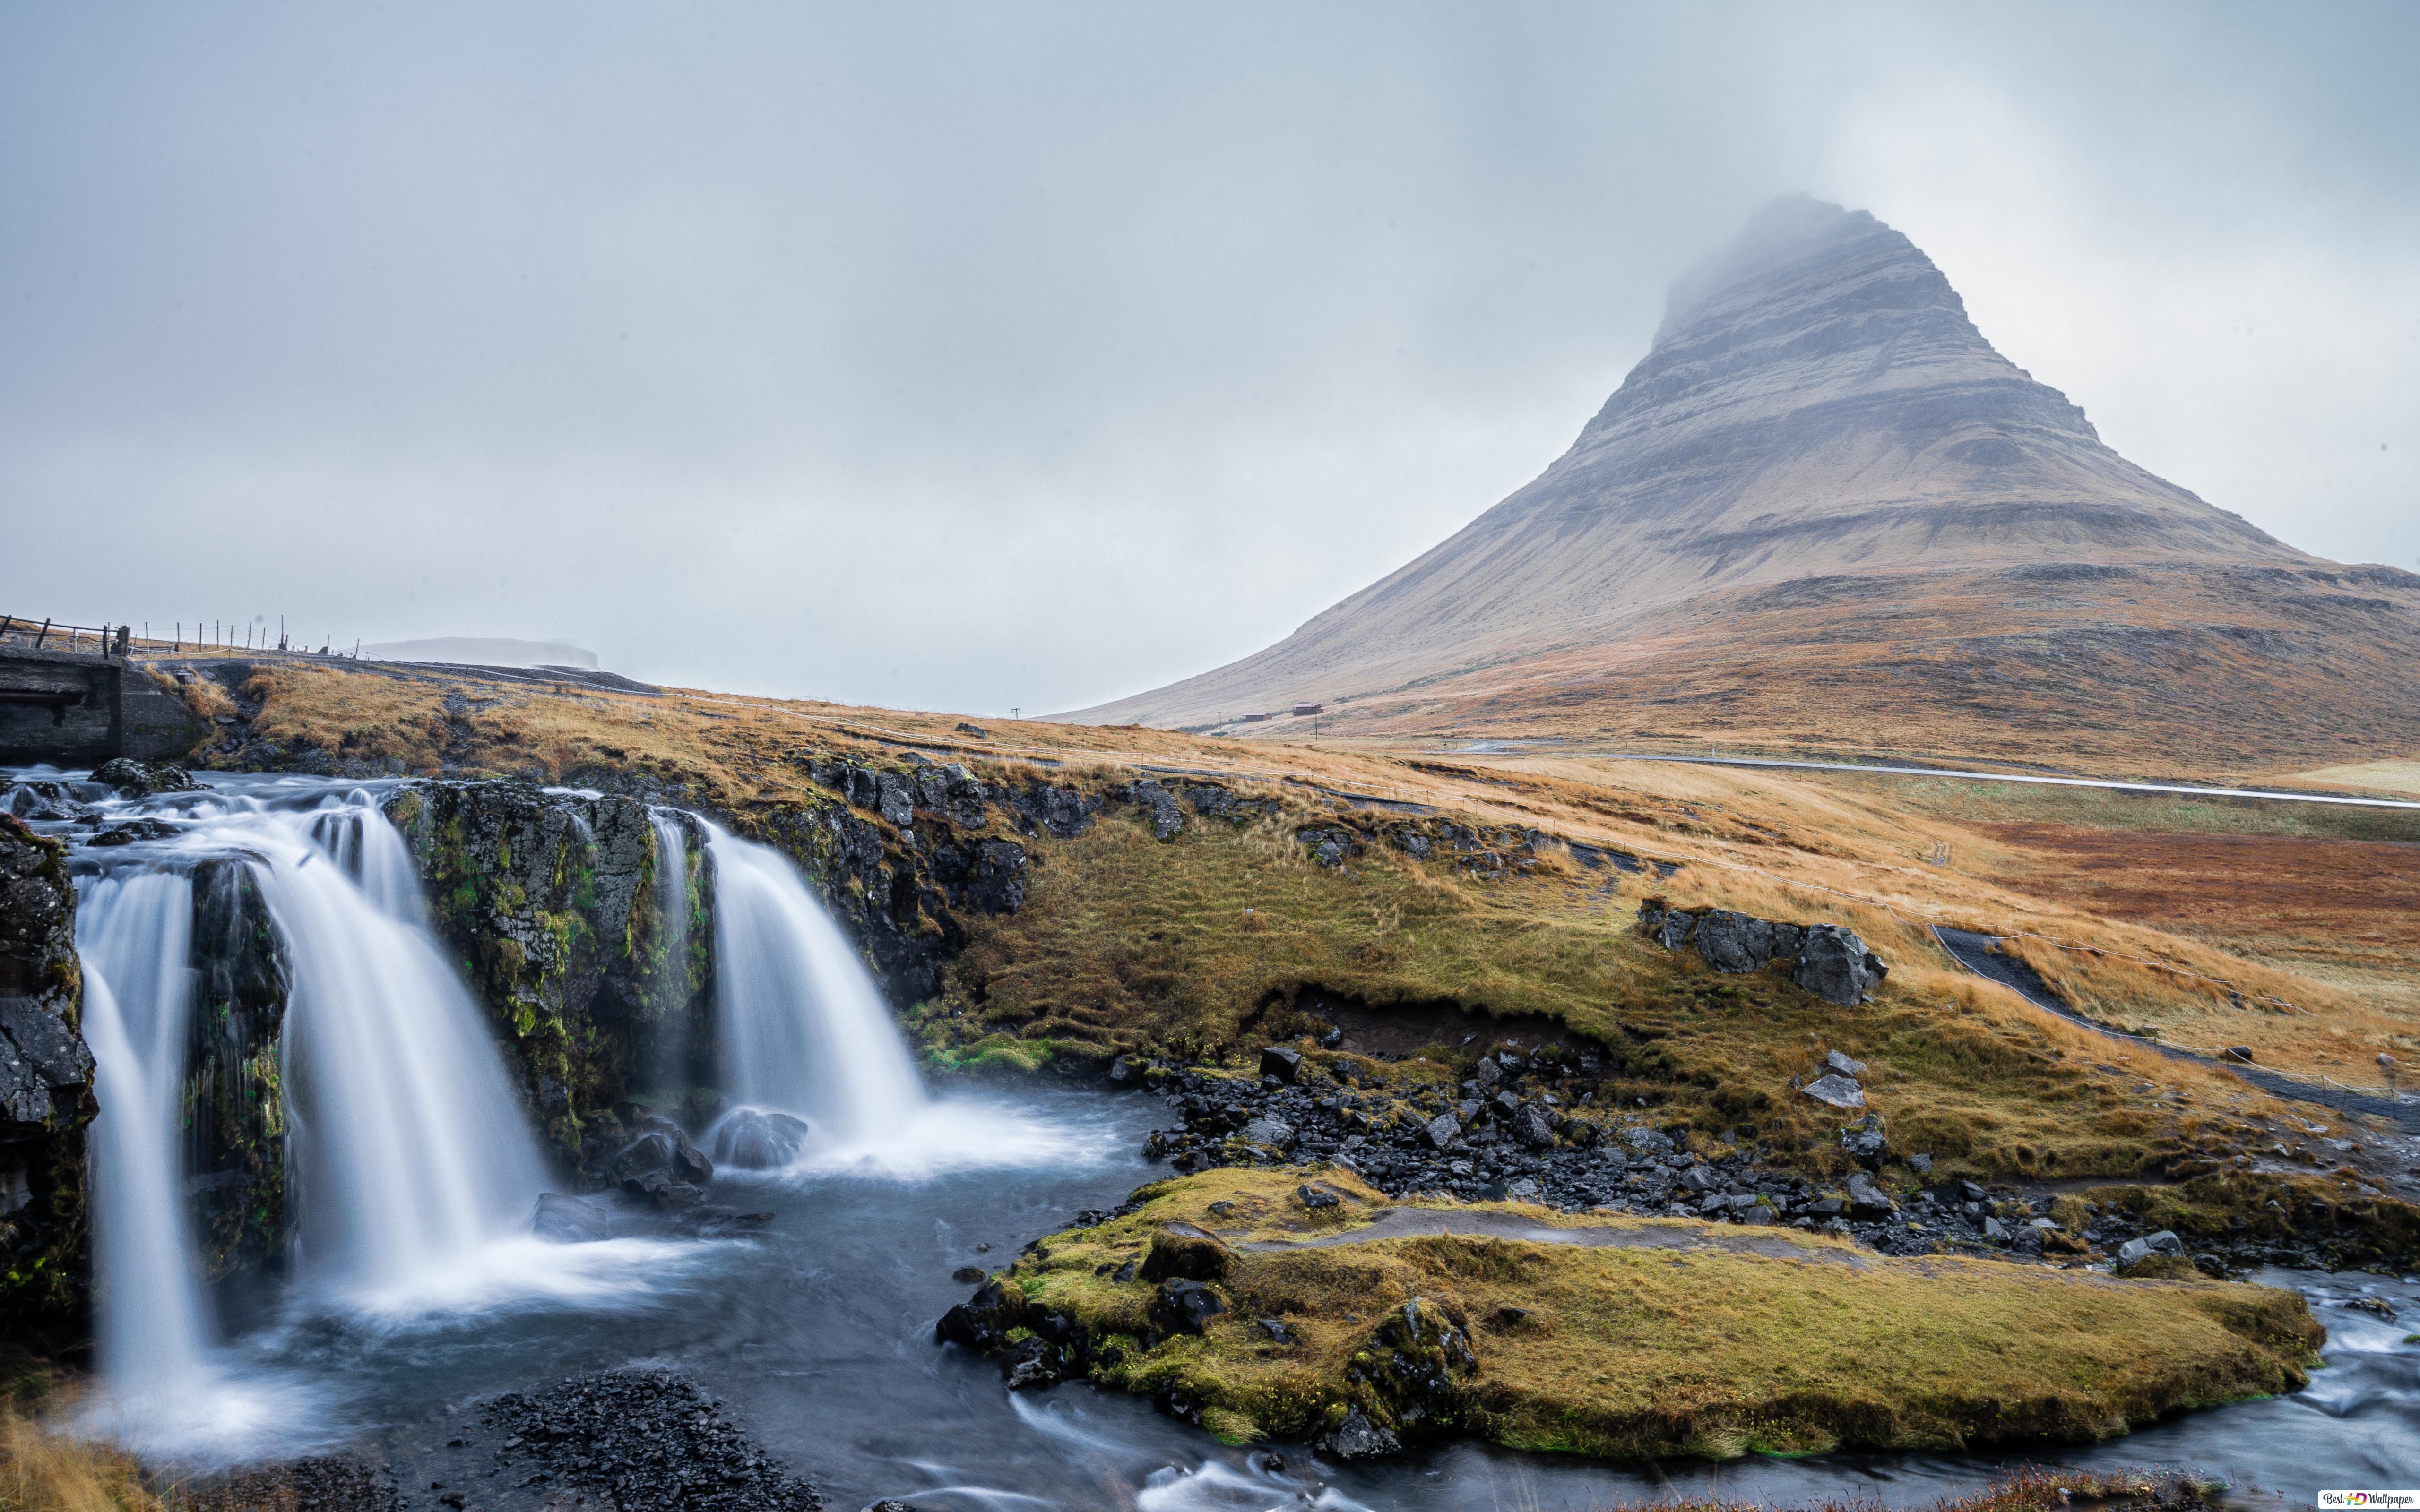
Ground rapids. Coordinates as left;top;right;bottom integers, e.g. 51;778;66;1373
9;768;2411;1505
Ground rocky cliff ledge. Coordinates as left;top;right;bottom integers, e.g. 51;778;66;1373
0;814;95;1332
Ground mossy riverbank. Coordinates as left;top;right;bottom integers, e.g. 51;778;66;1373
949;1167;2323;1460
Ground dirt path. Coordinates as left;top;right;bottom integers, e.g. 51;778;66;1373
1931;925;2420;1134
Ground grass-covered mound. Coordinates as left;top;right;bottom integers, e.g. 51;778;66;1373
960;1168;2322;1459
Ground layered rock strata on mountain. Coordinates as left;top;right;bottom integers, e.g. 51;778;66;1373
1071;197;2420;763
0;814;95;1329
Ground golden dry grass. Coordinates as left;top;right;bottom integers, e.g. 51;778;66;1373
211;657;2412;1128
0;1408;157;1512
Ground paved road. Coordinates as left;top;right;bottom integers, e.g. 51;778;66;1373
1930;925;2420;1133
1567;751;2420;811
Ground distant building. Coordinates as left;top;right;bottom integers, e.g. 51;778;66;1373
1291;702;1323;716
1241;711;1271;722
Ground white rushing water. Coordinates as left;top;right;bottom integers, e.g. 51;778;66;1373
646;808;694;1087
67;783;558;1452
703;821;926;1142
263;795;549;1302
78;870;210;1387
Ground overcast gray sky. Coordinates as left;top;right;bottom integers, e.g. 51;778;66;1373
3;2;2413;714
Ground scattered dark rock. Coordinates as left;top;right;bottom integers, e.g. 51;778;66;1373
1352;1297;1476;1445
1140;1230;1231;1282
174;1455;401;1512
2116;1230;2185;1267
1636;900;1888;1006
1002;1334;1065;1389
1692;910;1806;974
1800;1072;1866;1110
1297;1182;1340;1210
612;1117;715;1188
532;1192;610;1243
481;1368;822;1511
1259;1044;1303;1082
87;816;182;846
1241;1114;1295;1149
952;1264;987;1285
1298;827;1355;868
1838;1113;1889;1168
1125;779;1185;841
1150;1278;1226;1338
1793;924;1889;1005
935;1278;1026;1352
91;756;199;796
1847;1171;1896;1219
1319;1404;1401;1459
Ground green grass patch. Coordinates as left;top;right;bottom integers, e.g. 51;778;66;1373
993;1169;2323;1460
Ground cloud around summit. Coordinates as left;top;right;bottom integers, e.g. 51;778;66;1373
0;1;2412;713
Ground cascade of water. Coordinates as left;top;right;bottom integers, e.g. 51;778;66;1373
702;822;925;1142
646;809;693;1089
264;795;549;1295
77;869;212;1390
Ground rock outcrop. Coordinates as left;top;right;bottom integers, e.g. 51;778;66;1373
184;858;291;1280
384;782;699;1166
0;814;94;1330
1636;900;1887;1005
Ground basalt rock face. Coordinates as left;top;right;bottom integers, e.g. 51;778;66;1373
0;814;95;1330
377;766;1051;1176
183;859;291;1280
1067;198;2420;766
384;782;702;1168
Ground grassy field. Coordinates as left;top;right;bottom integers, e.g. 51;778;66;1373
180;657;2418;1203
985;1167;2322;1457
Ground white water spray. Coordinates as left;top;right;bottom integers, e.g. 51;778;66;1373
702;823;925;1142
265;795;549;1298
78;870;211;1388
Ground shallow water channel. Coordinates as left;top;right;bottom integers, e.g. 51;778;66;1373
108;1085;2413;1510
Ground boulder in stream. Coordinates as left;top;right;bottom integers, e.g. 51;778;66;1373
91;757;199;796
713;1108;811;1169
611;1117;714;1189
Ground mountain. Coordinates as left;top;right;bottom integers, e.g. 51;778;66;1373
1068;197;2420;773
359;636;601;669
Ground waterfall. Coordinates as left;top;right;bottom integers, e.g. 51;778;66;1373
78;870;212;1389
77;786;548;1338
702;822;925;1144
646;809;694;1089
264;794;549;1298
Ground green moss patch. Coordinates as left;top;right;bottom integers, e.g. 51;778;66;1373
984;1168;2322;1460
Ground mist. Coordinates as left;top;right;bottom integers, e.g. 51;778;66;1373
2;1;2412;713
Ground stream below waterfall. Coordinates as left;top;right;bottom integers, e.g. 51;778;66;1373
9;769;2413;1508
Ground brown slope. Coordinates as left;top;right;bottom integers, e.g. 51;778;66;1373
1068;198;2420;771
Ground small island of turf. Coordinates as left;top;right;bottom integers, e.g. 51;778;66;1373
938;1166;2323;1460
